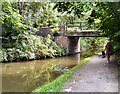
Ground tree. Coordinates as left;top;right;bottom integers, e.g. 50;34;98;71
1;2;27;48
54;2;120;63
89;2;120;63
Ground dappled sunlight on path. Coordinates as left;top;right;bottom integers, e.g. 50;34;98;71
63;55;118;92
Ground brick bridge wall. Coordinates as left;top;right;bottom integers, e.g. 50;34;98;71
55;36;80;55
35;26;80;54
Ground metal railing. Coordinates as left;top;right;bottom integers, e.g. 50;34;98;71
66;22;95;31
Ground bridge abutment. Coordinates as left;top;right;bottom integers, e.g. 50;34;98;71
68;36;80;55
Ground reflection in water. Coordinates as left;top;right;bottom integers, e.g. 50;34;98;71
75;53;81;64
2;54;81;92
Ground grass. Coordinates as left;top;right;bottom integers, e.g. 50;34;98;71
33;56;92;92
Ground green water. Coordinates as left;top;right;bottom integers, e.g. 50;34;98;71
2;54;81;92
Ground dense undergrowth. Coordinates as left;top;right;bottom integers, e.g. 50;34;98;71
0;2;67;62
1;34;67;62
80;37;107;57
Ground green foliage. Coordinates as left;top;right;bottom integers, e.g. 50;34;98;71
1;2;28;48
1;34;66;62
113;31;120;64
50;27;60;36
1;2;25;32
54;2;84;18
19;2;62;28
1;2;68;62
88;2;120;64
80;37;107;57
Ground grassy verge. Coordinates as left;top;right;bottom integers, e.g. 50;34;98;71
33;56;92;92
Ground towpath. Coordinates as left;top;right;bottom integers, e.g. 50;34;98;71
62;55;118;92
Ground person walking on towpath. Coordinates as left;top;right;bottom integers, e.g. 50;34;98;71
105;40;113;63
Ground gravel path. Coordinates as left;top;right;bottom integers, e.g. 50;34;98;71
62;55;118;92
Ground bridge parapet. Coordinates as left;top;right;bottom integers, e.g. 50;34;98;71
65;30;101;37
62;22;103;37
66;22;96;31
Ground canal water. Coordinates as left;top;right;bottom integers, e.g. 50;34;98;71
2;54;81;92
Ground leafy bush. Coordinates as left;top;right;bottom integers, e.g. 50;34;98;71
113;31;120;64
1;34;67;62
80;37;107;57
0;2;67;62
1;2;28;48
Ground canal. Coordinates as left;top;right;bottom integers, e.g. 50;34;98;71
2;54;81;92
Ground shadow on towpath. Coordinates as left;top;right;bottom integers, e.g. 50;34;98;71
62;55;118;92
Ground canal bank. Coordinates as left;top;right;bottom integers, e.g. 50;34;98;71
62;55;118;92
33;56;92;92
2;54;89;92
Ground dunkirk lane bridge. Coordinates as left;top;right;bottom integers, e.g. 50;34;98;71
36;22;105;54
65;22;101;37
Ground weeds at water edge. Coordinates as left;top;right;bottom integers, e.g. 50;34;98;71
33;56;92;92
